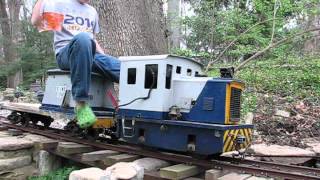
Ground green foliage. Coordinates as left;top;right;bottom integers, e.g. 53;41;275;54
28;167;78;180
178;0;319;64
0;19;55;89
18;20;56;88
237;56;320;98
241;92;258;118
209;55;320;117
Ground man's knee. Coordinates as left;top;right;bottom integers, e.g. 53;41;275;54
73;33;93;46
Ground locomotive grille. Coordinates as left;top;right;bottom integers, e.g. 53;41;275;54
230;87;242;121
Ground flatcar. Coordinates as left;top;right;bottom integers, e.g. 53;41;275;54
5;55;253;156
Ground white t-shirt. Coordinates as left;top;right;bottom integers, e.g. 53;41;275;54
41;0;100;55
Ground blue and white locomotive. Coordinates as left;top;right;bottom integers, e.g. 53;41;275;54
117;55;253;155
8;55;254;156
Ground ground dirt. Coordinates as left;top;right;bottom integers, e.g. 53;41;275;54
252;94;320;148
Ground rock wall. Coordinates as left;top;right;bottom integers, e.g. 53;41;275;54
0;130;62;180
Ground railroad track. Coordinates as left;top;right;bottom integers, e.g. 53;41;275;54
0;117;319;180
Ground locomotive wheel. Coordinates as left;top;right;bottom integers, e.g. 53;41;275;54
86;128;100;141
43;120;51;129
31;119;39;126
104;128;118;140
7;112;20;124
65;120;81;136
21;113;30;127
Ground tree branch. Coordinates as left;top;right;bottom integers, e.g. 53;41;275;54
234;27;320;72
269;0;279;44
205;18;280;72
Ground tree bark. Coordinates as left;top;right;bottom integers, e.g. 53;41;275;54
167;0;182;49
304;4;320;54
0;0;23;88
91;0;168;57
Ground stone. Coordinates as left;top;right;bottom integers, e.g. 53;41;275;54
23;133;54;143
218;173;252;180
248;144;316;156
0;137;34;151
0;131;11;138
103;154;140;166
69;167;105;180
133;158;170;171
246;176;274;180
244;112;254;124
7;129;23;136
0;149;32;159
33;140;59;165
303;138;320;155
81;150;120;162
57;142;93;154
160;164;200;180
205;169;222;180
248;144;316;164
0;164;37;180
38;150;62;176
33;140;59;150
275;110;290;118
3;88;14;95
144;171;169;180
105;162;144;180
0;156;32;171
0;126;8;131
3;95;14;102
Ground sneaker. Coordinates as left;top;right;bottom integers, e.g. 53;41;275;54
75;103;97;128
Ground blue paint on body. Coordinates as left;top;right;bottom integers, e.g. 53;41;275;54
119;118;253;155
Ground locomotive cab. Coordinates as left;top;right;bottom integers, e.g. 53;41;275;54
118;55;203;120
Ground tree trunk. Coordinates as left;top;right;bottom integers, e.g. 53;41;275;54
304;4;320;54
0;0;23;88
91;0;168;57
167;0;182;50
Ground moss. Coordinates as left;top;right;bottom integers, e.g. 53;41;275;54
28;167;78;180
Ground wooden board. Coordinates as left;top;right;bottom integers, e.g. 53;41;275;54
0;102;74;119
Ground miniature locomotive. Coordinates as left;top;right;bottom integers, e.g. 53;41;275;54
5;55;253;155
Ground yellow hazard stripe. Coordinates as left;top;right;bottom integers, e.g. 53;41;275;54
226;129;236;152
223;129;234;152
223;128;253;152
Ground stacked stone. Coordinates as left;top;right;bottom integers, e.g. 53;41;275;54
0;131;36;179
2;88;15;102
69;157;170;180
0;131;62;179
20;91;39;103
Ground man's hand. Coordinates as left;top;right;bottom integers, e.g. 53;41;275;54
94;39;105;54
31;0;44;28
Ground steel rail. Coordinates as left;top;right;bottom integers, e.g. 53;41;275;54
217;156;320;176
1;118;320;180
248;154;320;160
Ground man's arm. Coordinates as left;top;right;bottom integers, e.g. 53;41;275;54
94;39;105;54
31;0;44;27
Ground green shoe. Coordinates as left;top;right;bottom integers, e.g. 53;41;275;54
75;104;97;128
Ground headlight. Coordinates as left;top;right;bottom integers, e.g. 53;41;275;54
236;135;246;144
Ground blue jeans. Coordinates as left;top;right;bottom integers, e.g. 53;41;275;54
56;33;120;102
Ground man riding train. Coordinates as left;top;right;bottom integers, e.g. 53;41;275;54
31;0;120;128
